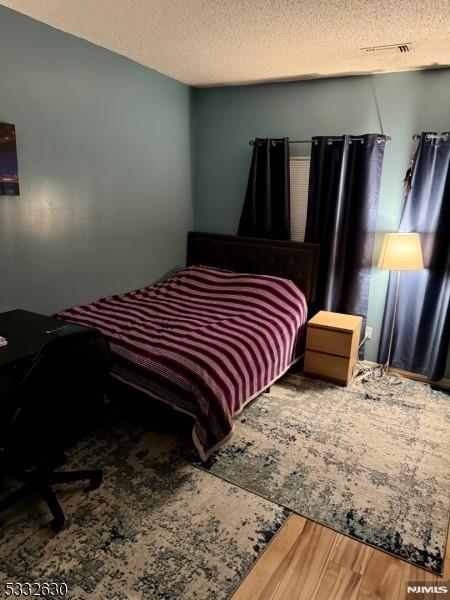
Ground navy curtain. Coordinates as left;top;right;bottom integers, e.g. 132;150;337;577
378;133;450;381
305;135;386;330
238;138;290;239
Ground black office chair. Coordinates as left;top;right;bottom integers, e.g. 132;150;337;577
0;329;112;530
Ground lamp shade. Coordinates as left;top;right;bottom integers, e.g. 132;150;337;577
378;233;424;271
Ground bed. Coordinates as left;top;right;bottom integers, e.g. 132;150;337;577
57;232;320;460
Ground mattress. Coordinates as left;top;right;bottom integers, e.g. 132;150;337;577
57;265;308;460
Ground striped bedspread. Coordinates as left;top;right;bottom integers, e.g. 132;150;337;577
57;266;308;460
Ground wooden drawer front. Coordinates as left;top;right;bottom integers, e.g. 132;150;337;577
306;326;354;358
304;350;353;385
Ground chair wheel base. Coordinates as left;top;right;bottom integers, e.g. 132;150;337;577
50;516;65;531
87;472;103;490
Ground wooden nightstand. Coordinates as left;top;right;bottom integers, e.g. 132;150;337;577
303;311;363;386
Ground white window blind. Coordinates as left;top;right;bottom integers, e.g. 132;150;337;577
289;156;311;242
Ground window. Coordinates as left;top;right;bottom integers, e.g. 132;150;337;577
289;156;310;242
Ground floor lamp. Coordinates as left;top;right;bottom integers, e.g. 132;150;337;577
378;233;424;373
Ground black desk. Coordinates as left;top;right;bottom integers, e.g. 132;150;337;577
0;309;90;373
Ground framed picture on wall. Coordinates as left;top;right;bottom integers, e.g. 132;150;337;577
0;122;20;196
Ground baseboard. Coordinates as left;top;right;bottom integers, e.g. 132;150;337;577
389;367;450;390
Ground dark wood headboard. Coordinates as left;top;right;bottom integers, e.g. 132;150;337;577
186;232;320;304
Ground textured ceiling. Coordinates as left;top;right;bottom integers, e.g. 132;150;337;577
1;0;449;86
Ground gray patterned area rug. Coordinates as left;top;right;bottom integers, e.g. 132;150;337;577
199;371;450;574
0;416;289;599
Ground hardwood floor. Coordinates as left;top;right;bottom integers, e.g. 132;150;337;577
232;514;450;600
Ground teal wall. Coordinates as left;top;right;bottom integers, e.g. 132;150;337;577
0;6;193;314
193;69;450;372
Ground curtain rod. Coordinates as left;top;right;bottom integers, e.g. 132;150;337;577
249;135;391;146
412;133;449;141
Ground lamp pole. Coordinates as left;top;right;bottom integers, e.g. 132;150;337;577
385;270;401;372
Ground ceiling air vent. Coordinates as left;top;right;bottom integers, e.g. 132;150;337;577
361;43;413;54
